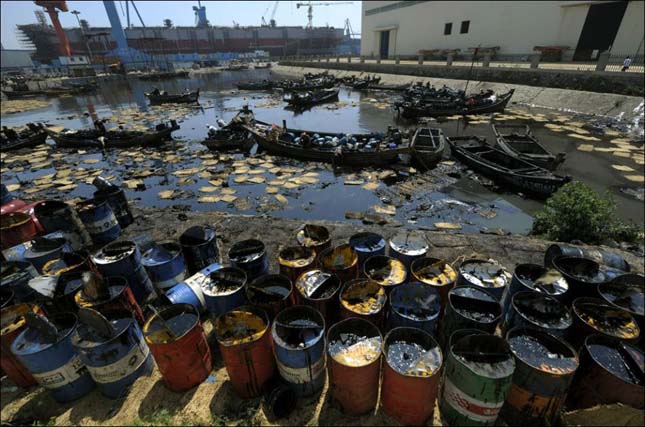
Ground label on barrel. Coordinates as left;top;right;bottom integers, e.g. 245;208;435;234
85;213;119;234
443;377;503;423
87;341;150;384
276;357;325;385
32;355;88;389
155;271;186;291
505;383;558;418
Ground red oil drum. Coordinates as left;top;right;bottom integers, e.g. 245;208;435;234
1;212;38;249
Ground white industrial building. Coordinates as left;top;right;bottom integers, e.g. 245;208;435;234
360;1;644;61
1;49;35;71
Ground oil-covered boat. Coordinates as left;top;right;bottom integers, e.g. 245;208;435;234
492;124;565;170
448;135;570;198
396;89;515;119
368;83;410;92
275;78;336;91
410;127;445;169
284;87;339;109
1;123;48;152
202;108;255;151
236;80;274;90
46;120;179;149
245;120;412;167
145;89;200;104
137;70;189;80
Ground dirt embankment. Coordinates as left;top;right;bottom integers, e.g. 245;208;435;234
1;208;642;426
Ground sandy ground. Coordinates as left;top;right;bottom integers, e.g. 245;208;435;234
1;209;643;426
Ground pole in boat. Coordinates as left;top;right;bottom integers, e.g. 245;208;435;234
464;44;481;95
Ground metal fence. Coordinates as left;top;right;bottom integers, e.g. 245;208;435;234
605;53;644;73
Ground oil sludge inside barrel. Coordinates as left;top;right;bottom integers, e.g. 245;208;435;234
500;327;579;427
319;244;358;284
215;305;275;398
570;297;640;349
294;270;341;325
388;282;441;334
505;263;568;312
246;274;292;319
566;334;644;410
442;285;502;347
363;255;407;292
201;266;247;318
296;224;331;256
552;256;609;302
144;303;212;392
411;257;457;312
381;326;443;426
599;274;644;330
458;259;511;301
75;273;145;325
339;278;387;328
348;231;385;270
179;225;218;275
228;239;269;282
278;246;315;285
272;305;326;397
440;332;515;426
506;291;572;338
327;317;383;415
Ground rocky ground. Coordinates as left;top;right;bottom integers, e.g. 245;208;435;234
1;208;643;426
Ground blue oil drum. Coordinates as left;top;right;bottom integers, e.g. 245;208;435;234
179;225;219;275
93;186;134;229
164;263;221;313
92;241;154;305
201;266;248;318
388;282;442;334
76;199;121;246
72;316;153;399
2;231;69;263
33;200;92;250
228;239;269;282
141;242;187;293
272;305;326;397
1;261;39;303
24;237;73;273
10;313;96;402
349;232;386;271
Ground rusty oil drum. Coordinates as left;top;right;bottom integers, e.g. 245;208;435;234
457;259;511;301
381;326;443;426
598;274;644;331
143;303;212;392
246;274;293;319
214;305;275;398
500;327;579;427
410;257;457;314
363;255;407;295
278;246;316;285
552;256;610;303
74;276;145;325
505;291;573;339
569;297;641;350
294;269;341;327
326;317;383;415
296;224;331;257
440;332;515;426
348;231;386;271
1;303;42;388
544;243;630;272
566;334;644;410
1;212;39;250
318;243;358;284
339;278;387;329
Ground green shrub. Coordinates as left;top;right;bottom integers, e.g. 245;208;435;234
532;181;641;244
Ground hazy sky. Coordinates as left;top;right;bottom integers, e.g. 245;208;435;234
1;1;362;49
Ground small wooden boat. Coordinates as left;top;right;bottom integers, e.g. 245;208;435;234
368;83;410;92
1;124;48;152
42;84;97;97
350;79;370;89
448;135;570;198
46;121;179;149
236;80;274;90
226;61;250;71
146;89;200;104
284;88;339;109
397;89;515;119
2;89;47;99
254;62;272;69
202;108;255;151
137;70;190;80
411;128;445;169
492;124;565;170
245;121;412;167
276;79;336;91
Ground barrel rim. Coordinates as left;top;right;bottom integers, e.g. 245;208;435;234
552;255;607;285
600;275;644;317
348;231;385;252
448;285;502;323
363;255;407;287
582;333;644;387
11;312;79;356
228;238;266;263
201;265;247;297
339;278;387;315
91;240;138;265
505;326;579;376
572;296;640;340
296;224;331;248
143;303;200;344
410;256;457;287
72;316;136;349
390;281;441;322
272;304;326;350
513;262;568;296
141;241;183;268
458;258;511;289
214;304;270;347
246;273;293;304
1;303;40;336
449;333;515;378
510;290;573;331
388;232;428;256
179;225;216;248
294;269;341;302
278;245;316;268
42;251;89;276
382;326;443;378
319;244;358;273
0;211;32;230
74;276;129;307
326;317;383;367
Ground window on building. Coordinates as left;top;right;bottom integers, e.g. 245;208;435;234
460;20;470;34
444;23;452;35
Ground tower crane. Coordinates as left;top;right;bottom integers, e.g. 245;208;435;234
34;0;72;56
261;1;279;27
295;1;353;29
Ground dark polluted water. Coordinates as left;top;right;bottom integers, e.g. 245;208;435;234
2;69;644;234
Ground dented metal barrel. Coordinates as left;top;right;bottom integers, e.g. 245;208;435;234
570;297;641;350
349;232;386;271
505;291;573;339
42;250;98;277
442;286;503;347
76;199;121;245
566;334;644;410
278;246;316;285
294;269;341;326
11;312;96;402
179;225;219;275
319;244;358;284
381;327;443;426
544;243;630;272
144;303;212;392
327;317;383;415
229;239;269;282
1;303;42;388
599;274;644;331
246;274;293;319
339;278;387;328
388;282;441;334
33;200;91;250
92;241;154;305
141;242;187;293
388;232;428;270
503;263;569;312
1;212;39;249
440;332;515;426
75;276;145;325
272;305;326;397
201;266;247;318
501;327;579;427
215;305;275;398
296;224;331;257
93;183;134;229
164;263;222;313
363;255;407;294
72;311;153;399
457;259;511;301
411;257;457;314
23;237;71;273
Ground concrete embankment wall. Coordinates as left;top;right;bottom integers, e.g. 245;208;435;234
273;64;645;123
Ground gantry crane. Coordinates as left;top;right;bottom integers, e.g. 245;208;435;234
295;1;353;29
261;1;279;27
34;0;72;56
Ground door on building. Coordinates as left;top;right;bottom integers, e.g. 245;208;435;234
379;30;390;59
573;1;628;61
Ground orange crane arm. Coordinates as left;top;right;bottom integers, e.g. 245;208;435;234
34;0;72;56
